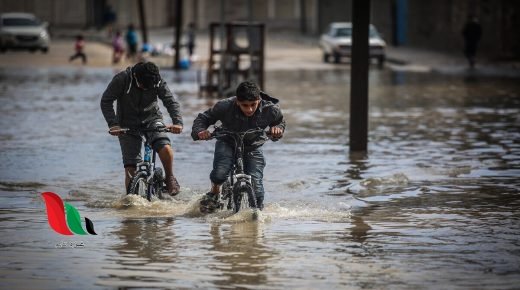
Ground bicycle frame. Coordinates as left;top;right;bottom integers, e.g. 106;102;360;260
137;139;159;199
123;125;167;201
213;128;267;212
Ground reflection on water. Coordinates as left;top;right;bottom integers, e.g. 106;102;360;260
0;67;519;289
112;218;177;264
209;222;273;287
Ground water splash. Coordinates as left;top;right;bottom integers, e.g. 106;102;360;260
262;202;351;222
348;173;410;195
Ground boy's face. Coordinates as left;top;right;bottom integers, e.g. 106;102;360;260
236;99;260;117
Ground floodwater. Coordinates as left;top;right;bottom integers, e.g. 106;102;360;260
0;66;519;289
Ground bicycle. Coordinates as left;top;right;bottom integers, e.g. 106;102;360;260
115;123;170;201
200;127;272;213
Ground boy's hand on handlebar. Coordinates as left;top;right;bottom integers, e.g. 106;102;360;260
269;126;283;138
109;126;124;136
167;124;183;134
197;130;212;140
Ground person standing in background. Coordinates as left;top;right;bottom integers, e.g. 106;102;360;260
186;22;196;59
462;16;483;68
103;4;117;38
126;24;138;61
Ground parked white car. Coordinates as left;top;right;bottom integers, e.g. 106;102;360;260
320;22;386;66
0;13;50;53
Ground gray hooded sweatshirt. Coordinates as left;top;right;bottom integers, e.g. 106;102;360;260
191;92;286;150
100;66;182;129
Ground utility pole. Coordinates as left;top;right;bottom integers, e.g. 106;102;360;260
349;0;371;151
218;0;225;96
300;0;307;34
247;0;254;81
173;0;183;70
137;0;148;44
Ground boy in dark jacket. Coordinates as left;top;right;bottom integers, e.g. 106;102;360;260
100;62;183;195
191;81;285;211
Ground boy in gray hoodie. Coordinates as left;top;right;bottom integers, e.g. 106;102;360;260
101;62;182;195
192;81;285;211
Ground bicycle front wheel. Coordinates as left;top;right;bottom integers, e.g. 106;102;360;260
232;188;257;213
128;172;149;200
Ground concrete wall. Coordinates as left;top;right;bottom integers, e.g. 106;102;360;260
0;0;88;28
407;0;520;58
2;0;517;57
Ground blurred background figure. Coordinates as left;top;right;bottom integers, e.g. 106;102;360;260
185;22;196;60
102;4;117;38
69;34;87;64
112;30;125;64
125;23;138;61
462;15;482;69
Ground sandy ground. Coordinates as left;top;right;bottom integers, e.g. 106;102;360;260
0;33;338;71
0;40;142;69
1;31;518;78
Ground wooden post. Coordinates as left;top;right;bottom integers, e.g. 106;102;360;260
137;0;148;44
349;0;371;151
174;0;183;70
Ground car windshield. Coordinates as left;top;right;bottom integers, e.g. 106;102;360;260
334;28;352;37
369;27;380;38
333;26;381;38
2;17;41;26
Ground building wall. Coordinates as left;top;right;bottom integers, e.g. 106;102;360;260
1;0;88;28
407;0;520;58
1;0;517;57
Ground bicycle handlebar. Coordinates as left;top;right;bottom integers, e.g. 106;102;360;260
109;126;170;135
210;127;275;140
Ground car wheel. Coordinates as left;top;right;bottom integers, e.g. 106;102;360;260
0;47;6;53
41;47;49;53
29;48;37;53
323;53;330;63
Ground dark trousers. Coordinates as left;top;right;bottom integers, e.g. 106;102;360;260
210;140;266;198
69;52;87;64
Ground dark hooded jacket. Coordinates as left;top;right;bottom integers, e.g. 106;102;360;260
191;92;286;151
100;66;182;129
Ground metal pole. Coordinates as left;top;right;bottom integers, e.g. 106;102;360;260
218;0;225;96
248;0;254;81
137;0;148;44
174;0;183;70
349;0;371;151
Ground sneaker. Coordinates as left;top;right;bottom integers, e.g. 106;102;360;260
165;175;180;196
200;192;220;213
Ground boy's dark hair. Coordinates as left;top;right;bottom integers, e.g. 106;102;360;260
133;62;160;89
236;81;261;101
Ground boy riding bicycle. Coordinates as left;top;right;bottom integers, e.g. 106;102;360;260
100;62;183;196
191;81;286;211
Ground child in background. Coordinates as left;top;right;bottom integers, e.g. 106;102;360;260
112;31;125;64
69;35;87;65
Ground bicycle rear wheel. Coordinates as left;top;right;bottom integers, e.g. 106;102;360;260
128;172;149;200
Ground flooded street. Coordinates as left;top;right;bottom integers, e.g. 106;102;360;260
1;67;519;289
